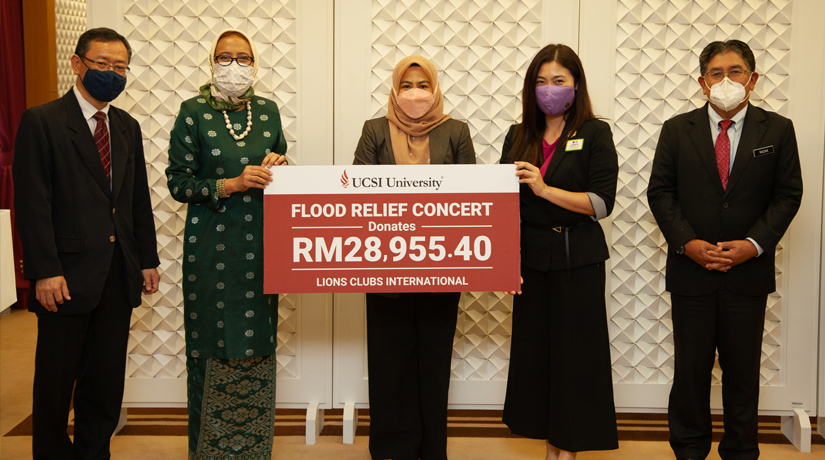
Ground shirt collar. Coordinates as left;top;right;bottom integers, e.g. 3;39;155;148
72;85;110;121
707;102;748;129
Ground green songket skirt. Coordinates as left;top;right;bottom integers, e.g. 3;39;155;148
187;355;277;460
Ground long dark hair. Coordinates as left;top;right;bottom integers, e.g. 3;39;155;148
507;44;597;166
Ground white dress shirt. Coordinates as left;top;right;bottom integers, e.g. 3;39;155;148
706;103;763;256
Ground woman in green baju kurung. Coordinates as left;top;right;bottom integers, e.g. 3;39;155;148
166;29;287;460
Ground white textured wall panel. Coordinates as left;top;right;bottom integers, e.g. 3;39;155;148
366;0;543;382
610;0;792;385
121;0;300;380
56;0;87;97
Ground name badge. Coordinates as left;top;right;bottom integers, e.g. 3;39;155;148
566;139;584;151
753;145;774;157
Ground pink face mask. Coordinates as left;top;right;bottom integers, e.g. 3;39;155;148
397;88;435;120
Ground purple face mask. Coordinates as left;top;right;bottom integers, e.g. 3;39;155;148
535;85;575;116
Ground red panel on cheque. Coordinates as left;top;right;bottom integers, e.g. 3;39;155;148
263;164;520;293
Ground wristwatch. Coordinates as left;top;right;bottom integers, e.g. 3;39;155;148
676;245;685;255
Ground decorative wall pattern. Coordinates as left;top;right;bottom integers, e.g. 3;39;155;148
610;0;792;385
116;0;793;391
55;0;87;97
121;0;300;379
455;292;512;380
370;0;543;166
367;0;542;381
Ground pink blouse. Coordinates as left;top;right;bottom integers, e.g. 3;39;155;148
539;138;559;177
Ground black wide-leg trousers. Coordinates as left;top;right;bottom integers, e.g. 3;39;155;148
503;263;618;452
366;292;460;460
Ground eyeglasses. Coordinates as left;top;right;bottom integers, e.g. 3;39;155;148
80;55;129;75
703;69;752;84
214;55;254;67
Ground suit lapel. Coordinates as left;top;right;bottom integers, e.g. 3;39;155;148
109;109;128;202
428;123;449;164
725;105;765;196
687;104;725;196
65;92;112;198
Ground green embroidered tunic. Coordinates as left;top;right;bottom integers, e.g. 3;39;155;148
167;95;286;360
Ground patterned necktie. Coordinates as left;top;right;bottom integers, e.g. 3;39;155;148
715;119;734;189
93;111;111;182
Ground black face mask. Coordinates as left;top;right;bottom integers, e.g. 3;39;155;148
82;68;127;102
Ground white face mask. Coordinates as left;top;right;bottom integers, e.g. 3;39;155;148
706;77;748;112
212;62;254;99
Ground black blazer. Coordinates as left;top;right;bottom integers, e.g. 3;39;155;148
353;117;476;166
500;119;618;272
13;90;159;314
647;103;802;296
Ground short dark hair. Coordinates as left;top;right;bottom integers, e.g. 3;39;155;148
699;39;755;76
75;28;132;63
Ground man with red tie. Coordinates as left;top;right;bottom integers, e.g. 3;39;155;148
13;28;159;460
648;39;803;460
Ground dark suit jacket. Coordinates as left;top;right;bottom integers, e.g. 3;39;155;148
353;117;476;166
353;116;476;297
647;103;802;296
13;90;159;314
500;119;618;272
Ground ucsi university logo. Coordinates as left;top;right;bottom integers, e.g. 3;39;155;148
340;170;385;189
339;169;444;190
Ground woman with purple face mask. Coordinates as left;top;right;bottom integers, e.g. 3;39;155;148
500;44;619;460
353;55;475;460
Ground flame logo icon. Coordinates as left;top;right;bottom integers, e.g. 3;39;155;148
341;170;350;188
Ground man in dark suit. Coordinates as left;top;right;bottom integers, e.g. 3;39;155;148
13;28;159;460
648;40;802;460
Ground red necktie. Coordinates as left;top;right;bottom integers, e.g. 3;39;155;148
715;119;733;189
93;111;111;182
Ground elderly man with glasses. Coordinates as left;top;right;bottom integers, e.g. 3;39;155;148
13;27;159;460
647;39;803;460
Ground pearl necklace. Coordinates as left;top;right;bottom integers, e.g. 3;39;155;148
222;102;253;140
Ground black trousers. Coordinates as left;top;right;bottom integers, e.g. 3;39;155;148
669;286;767;460
32;249;132;460
366;292;460;460
503;263;618;452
